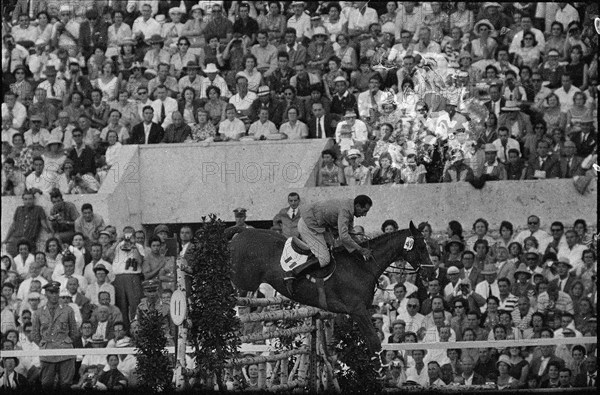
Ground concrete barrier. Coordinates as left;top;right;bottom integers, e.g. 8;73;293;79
3;141;596;242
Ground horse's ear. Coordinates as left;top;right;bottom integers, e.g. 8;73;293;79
409;221;419;236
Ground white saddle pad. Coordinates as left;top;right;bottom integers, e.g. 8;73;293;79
280;238;309;272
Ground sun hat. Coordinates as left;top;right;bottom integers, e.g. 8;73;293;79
482;2;501;9
258;86;270;96
484;143;497;153
147;34;164;44
514;263;532;279
346;148;364;161
312;26;328;37
481;263;498;275
344;110;357;118
501;101;520;111
46;136;63;148
556;257;573;269
204;63;220;73
153;224;170;235
169;7;184;15
191;4;203;12
474;19;496;36
447;266;460;275
496;354;512;368
155;14;166;23
27;292;41;300
445;236;465;252
333;76;348;84
93;264;109;274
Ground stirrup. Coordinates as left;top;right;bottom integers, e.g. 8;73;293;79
284;277;295;295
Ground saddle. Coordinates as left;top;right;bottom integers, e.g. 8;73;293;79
289;237;336;279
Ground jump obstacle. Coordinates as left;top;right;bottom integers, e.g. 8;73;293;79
232;295;340;392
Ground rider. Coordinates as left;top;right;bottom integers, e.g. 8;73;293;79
284;195;374;294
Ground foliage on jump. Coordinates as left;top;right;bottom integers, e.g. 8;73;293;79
136;307;173;392
187;214;241;390
333;315;382;393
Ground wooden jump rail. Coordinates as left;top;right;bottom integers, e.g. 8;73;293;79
238;306;336;323
233;296;340;392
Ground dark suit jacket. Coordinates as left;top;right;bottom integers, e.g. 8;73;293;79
559;155;584;178
68;146;97;176
248;98;284;126
460;267;482;289
573;372;597;388
307;114;335;139
464;372;486;385
571;131;597;157
530;356;565;381
0;371;28;390
129;122;164;144
484;98;506;117
73;336;94;349
551;275;577;294
73;293;93;321
91;320;115;340
79;19;109;58
12;0;47;20
161;124;192;143
525;155;560;179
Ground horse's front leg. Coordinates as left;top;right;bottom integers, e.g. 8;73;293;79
351;309;382;356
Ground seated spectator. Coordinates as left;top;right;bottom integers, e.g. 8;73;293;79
279;106;308;140
229;75;258;117
219;104;246;141
97;354;127;390
443;150;474;183
249;108;278;139
459;355;486;385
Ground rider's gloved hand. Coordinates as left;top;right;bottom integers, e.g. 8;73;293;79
359;247;373;260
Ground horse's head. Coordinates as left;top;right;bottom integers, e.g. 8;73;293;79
402;221;433;278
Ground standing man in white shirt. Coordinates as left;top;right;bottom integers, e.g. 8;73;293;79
107;227;145;328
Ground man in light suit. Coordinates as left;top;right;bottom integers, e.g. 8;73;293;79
525;139;560;179
129;105;164;144
273;192;301;238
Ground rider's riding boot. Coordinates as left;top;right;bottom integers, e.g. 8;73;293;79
283;256;320;295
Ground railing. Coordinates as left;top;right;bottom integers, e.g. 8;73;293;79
4;336;596;358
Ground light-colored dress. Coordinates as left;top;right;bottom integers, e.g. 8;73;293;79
42;153;66;187
94;76;119;102
318;164;343;186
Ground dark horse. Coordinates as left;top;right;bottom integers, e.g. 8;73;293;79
230;221;432;354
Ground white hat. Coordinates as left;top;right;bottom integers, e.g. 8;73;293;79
59;5;71;13
191;4;203;12
447;266;460;275
169;7;184;15
59;289;71;298
333;76;348;84
312;26;328;37
204;63;220;74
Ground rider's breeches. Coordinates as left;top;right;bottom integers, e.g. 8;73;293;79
297;218;330;267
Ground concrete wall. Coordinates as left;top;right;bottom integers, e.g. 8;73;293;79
3;140;596;244
1;145;142;241
138;140;326;224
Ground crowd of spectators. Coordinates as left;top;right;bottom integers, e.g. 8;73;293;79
0;187;597;390
0;0;598;391
1;1;598;192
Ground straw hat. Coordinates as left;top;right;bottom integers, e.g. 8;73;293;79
501;101;520;112
445;236;465;252
496;354;512;368
484;143;497;153
333;76;348;85
204;63;220;74
46;136;64;149
312;26;328;37
481;263;498;275
345;148;364;162
474;19;496;36
556;257;573;269
514;263;532;279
